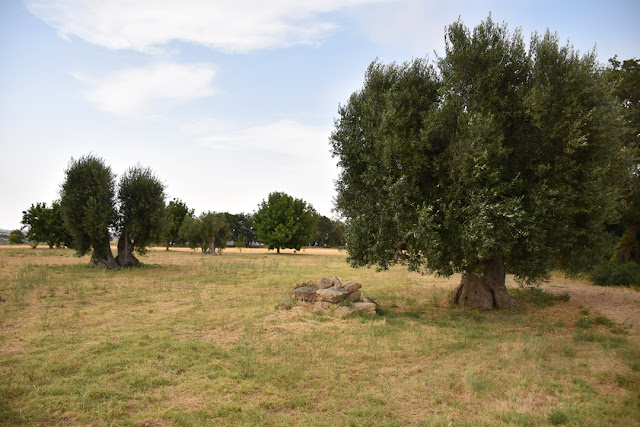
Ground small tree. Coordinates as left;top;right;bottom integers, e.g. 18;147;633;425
21;201;69;249
225;212;257;247
59;155;118;268
179;215;204;251
116;165;166;267
200;212;231;255
9;229;25;245
254;192;317;254
165;198;193;250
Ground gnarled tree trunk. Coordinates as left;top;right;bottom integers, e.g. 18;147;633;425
208;233;216;255
115;228;139;267
451;259;518;309
91;240;119;269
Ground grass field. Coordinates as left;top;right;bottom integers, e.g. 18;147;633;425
1;246;639;426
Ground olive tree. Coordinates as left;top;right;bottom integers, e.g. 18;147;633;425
330;17;623;308
59;155;118;268
116;165;166;266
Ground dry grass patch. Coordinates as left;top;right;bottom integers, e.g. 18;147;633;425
1;248;639;425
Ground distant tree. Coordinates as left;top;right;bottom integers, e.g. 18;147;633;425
9;229;25;245
116;165;166;267
330;17;623;308
179;212;230;254
200;212;231;255
314;215;333;247
21;201;69;248
225;212;257;247
254;192;317;254
179;215;204;251
327;218;345;247
165;198;193;250
60;155;118;268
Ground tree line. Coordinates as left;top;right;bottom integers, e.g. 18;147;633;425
17;156;345;266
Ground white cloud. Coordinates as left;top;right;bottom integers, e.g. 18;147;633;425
196;119;331;158
76;62;216;116
26;0;390;53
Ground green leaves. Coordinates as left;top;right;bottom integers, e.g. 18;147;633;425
331;16;624;284
118;165;166;254
254;192;317;252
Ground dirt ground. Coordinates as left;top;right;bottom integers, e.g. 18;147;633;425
539;276;640;333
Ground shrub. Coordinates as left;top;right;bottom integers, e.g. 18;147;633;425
590;261;640;287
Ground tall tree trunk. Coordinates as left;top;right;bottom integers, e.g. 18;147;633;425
91;240;119;269
451;259;518;309
115;228;139;267
208;233;216;255
166;240;170;251
613;222;640;263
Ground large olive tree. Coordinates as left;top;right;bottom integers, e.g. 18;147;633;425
116;165;166;267
330;17;624;308
60;155;119;268
60;155;167;268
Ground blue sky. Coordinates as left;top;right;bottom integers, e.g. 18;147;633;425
1;0;639;230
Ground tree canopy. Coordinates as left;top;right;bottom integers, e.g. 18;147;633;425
165;198;193;250
59;155;166;268
21;201;69;249
254;192;317;254
116;165;167;266
330;17;624;308
179;212;230;254
60;155;118;268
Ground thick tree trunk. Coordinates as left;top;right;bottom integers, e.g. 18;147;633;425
451;259;518;309
90;241;119;269
208;234;216;255
277;247;280;254
115;228;139;267
613;222;640;263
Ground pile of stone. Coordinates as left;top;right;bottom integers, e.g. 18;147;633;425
288;276;377;316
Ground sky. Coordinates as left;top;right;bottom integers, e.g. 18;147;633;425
1;0;639;230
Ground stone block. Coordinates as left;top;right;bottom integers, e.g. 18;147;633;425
316;287;350;303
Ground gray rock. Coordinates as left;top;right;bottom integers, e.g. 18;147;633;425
332;276;343;287
345;290;361;303
318;277;334;289
295;280;318;289
362;296;379;307
314;301;332;310
335;306;358;316
343;282;362;293
353;302;377;313
291;286;317;302
316;287;350;303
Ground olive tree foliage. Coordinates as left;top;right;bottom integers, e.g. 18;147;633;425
179;212;230;255
59;155;118;268
254;192;317;254
116;165;167;266
21;201;69;248
165;198;193;250
330;17;624;308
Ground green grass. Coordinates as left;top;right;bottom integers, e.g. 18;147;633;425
0;247;639;425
